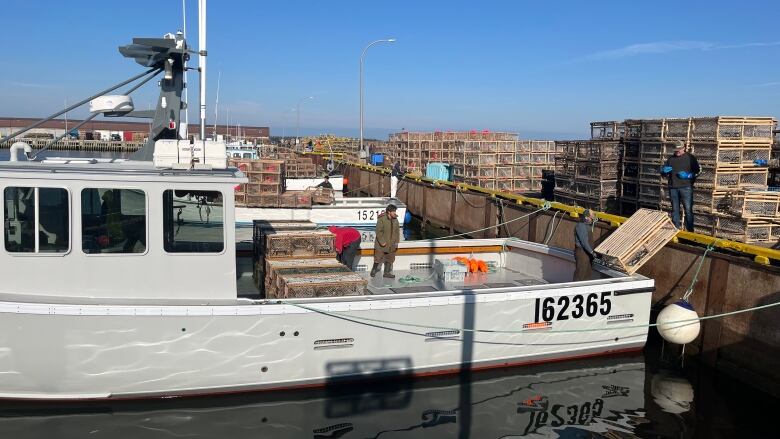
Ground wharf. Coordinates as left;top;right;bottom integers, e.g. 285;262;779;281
324;155;780;398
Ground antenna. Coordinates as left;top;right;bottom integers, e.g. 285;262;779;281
181;0;189;140
197;0;207;163
213;70;221;139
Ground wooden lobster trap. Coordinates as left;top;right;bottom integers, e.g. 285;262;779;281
280;273;367;298
265;230;336;259
590;121;624;140
594;209;678;275
690;117;776;143
575;160;620;181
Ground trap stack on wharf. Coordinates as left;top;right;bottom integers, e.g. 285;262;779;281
382;131;559;194
585;117;778;244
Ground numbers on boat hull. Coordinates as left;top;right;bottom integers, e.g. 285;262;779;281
534;292;612;322
357;210;384;222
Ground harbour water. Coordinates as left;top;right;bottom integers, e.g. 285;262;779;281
0;343;775;438
0;150;776;438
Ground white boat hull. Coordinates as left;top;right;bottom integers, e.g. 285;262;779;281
235;197;407;228
0;276;651;400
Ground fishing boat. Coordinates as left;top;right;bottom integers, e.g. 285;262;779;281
0;24;654;401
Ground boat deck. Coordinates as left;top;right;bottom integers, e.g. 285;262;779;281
236;256;548;298
360;267;547;295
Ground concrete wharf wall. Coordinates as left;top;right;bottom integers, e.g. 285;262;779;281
342;163;780;397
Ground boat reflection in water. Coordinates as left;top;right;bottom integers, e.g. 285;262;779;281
0;354;695;439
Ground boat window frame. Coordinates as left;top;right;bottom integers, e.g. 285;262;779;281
2;185;72;257
162;188;227;256
79;186;149;257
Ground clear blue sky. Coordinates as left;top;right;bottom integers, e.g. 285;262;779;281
0;0;778;139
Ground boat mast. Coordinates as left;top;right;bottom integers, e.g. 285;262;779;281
213;70;221;139
181;0;189;141
198;0;207;161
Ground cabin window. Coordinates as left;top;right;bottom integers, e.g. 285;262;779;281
4;187;69;253
242;153;252;159
163;190;224;253
81;188;147;254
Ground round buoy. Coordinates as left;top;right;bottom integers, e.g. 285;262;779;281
404;211;412;225
651;371;694;414
657;300;700;345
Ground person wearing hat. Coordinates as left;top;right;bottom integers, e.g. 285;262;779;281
371;204;400;278
573;208;598;282
661;141;700;231
316;175;333;190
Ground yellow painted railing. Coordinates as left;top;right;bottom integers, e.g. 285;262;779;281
307;153;780;266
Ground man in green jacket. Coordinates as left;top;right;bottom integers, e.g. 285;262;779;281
371;204;400;278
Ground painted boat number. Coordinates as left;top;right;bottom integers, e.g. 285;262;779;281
534;292;612;322
357;210;384;221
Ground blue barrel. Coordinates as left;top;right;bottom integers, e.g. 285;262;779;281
370;153;384;166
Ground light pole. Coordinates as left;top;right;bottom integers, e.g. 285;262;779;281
296;96;313;146
360;38;396;160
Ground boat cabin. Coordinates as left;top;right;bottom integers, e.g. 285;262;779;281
0;159;245;302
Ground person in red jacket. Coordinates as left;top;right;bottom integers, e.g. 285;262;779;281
327;226;362;270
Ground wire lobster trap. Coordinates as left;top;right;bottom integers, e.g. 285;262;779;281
691;117;776;143
265;230;336;259
575;161;620;181
280;273;367;298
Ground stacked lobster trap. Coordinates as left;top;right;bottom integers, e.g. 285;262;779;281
592;116;779;243
230;158;334;208
252;220;367;298
553;140;620;212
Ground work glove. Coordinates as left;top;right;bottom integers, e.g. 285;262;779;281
677;171;694;180
753;159;768;166
660;165;673;174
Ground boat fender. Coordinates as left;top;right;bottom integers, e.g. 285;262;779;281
657;300;700;345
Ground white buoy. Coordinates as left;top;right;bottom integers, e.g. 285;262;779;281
657;300;701;345
651;371;694;414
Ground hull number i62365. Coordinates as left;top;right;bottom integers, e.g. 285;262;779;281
357;210;384;221
534;292;612;322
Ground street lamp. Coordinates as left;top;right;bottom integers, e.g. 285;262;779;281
296;96;314;146
360;38;396;160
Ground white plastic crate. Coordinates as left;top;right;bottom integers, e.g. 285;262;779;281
434;259;468;283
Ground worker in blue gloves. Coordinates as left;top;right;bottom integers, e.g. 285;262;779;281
660;141;700;231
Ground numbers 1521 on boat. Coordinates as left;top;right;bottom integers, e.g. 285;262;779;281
357;210;385;221
534;292;612;322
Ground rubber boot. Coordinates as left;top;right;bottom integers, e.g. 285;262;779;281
383;263;395;279
370;263;380;278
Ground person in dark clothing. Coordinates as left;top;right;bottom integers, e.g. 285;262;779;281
573;209;597;282
328;226;362;270
316;175;333;189
390;162;404;198
661;141;700;231
372;204;400;278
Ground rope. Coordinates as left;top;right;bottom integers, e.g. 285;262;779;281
289;299;780;335
544;210;561;245
408;202;551;241
681;241;718;302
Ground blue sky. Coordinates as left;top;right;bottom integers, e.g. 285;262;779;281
0;0;778;139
